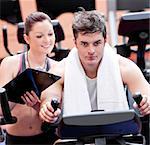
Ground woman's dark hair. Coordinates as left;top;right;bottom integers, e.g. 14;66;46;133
72;9;106;39
24;11;52;35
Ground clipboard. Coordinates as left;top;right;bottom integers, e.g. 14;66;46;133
3;68;61;104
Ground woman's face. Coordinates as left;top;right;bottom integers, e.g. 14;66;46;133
24;19;55;55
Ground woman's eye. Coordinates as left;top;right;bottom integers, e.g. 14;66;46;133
36;35;42;38
48;33;53;36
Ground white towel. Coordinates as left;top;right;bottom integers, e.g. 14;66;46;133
63;43;129;117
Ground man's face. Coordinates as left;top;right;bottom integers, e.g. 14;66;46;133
74;31;106;68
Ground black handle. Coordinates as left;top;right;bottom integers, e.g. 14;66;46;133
51;98;59;112
0;88;17;125
133;92;143;107
2;26;8;49
41;97;59;132
2;26;13;56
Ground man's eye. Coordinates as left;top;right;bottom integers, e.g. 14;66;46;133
94;41;101;46
81;42;88;47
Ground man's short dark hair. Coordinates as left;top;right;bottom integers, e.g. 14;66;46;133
72;9;106;39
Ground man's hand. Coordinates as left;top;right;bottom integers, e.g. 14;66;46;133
39;101;61;123
133;96;150;116
21;91;41;111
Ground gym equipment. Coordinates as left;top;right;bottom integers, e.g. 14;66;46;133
41;97;60;132
36;0;95;19
56;110;145;145
116;11;150;71
107;0;149;46
115;11;150;145
0;0;22;24
2;26;13;56
0;88;17;125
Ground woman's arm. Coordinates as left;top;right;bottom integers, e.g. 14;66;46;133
0;56;20;115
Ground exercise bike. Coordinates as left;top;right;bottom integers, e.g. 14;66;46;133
115;11;150;145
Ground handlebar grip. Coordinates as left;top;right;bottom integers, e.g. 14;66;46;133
0;88;17;125
0;88;13;121
41;97;59;132
133;92;143;107
2;26;8;49
51;98;59;112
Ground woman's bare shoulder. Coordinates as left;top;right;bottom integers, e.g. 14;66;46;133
0;54;22;86
1;54;21;69
0;54;22;77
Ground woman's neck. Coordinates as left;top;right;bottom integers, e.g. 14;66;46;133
26;51;47;69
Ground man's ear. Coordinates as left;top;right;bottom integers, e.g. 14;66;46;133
23;34;29;44
104;38;107;44
73;38;77;45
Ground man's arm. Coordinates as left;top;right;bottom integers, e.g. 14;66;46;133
39;60;64;122
119;55;150;116
39;80;63;122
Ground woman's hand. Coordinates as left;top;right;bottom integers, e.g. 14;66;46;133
21;91;41;111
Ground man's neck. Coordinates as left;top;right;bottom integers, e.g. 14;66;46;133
84;66;98;79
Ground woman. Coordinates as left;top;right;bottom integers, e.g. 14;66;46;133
0;11;59;145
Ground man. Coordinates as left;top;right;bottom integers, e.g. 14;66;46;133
39;9;150;125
